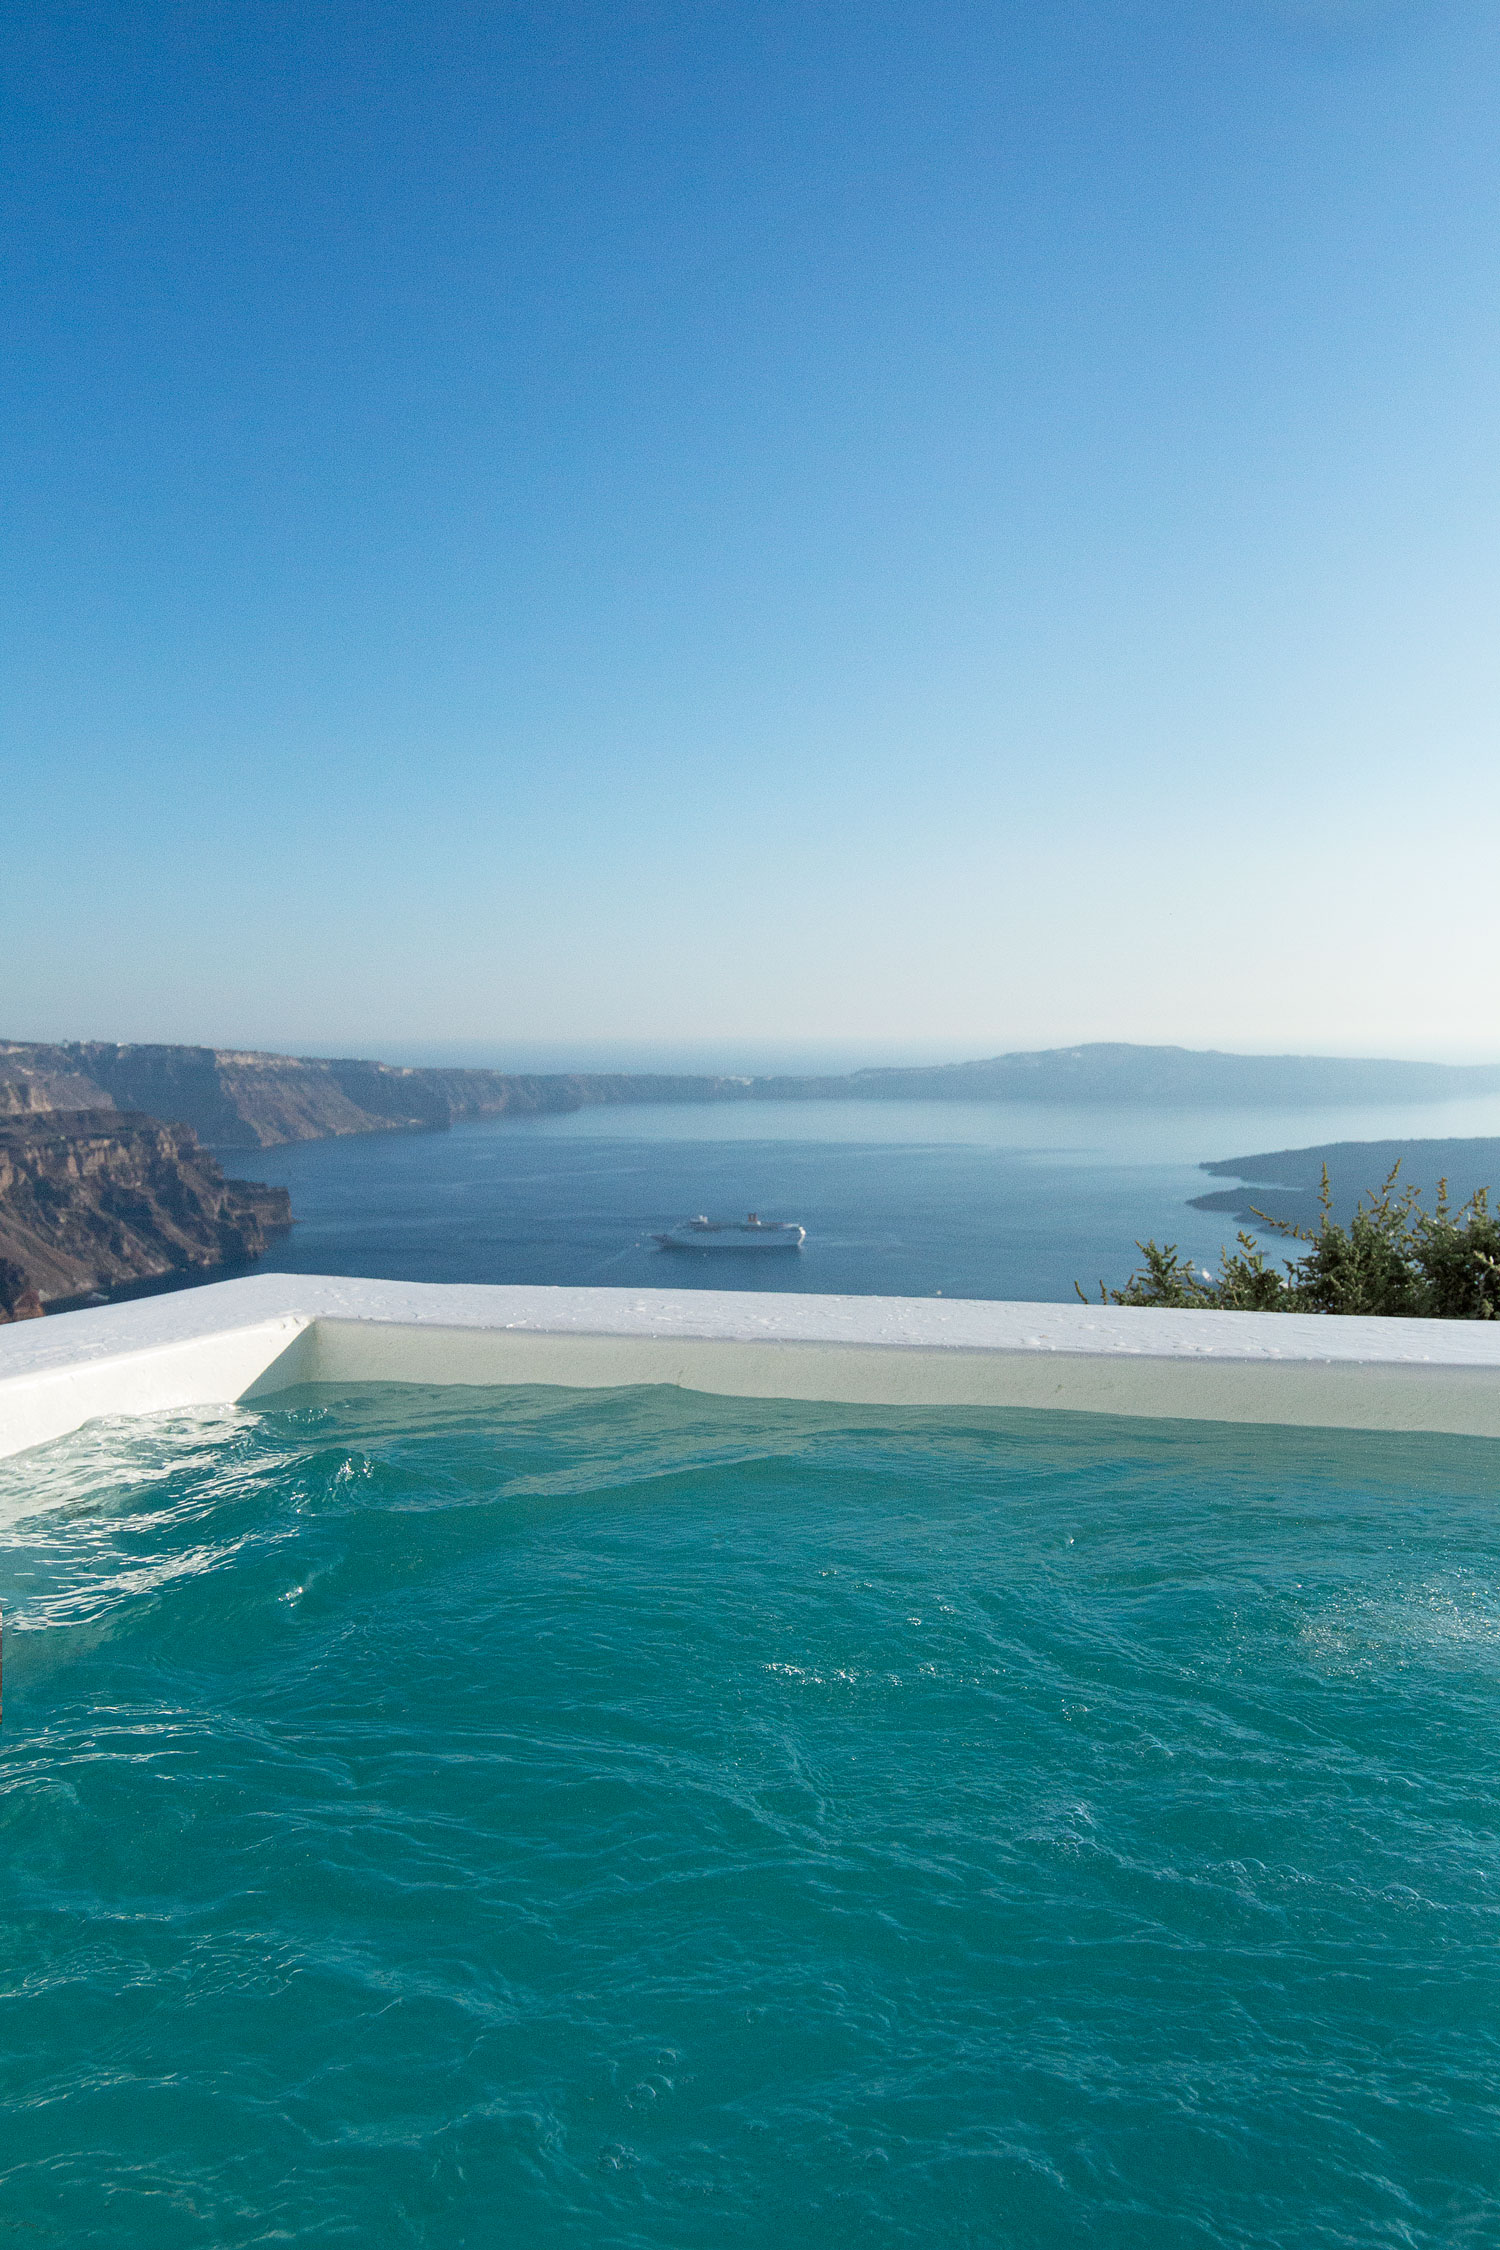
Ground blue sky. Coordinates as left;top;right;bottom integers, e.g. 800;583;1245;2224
4;1;1498;1062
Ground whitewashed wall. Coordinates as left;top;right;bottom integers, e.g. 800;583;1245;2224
4;1274;1500;1459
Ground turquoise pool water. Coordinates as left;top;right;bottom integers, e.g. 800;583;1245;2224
2;1387;1499;2247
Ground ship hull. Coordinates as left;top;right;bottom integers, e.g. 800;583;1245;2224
654;1225;805;1252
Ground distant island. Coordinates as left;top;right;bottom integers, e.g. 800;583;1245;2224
5;1038;1499;1151
1102;1137;1500;1320
1192;1138;1500;1229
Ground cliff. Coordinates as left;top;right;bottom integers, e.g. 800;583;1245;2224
0;1043;755;1148
0;1111;292;1320
0;1041;115;1116
4;1039;1500;1152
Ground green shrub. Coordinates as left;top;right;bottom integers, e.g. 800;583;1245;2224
1084;1166;1500;1319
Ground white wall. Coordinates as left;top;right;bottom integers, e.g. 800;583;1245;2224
5;1274;1500;1460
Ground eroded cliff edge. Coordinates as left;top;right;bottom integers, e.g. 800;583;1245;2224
0;1041;757;1148
9;1038;1500;1153
0;1111;292;1321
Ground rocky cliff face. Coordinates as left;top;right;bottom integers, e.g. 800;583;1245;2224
50;1044;613;1146
0;1111;292;1319
71;1045;401;1146
0;1042;114;1116
0;1042;751;1147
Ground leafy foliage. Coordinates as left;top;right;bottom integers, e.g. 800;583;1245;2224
1084;1166;1500;1319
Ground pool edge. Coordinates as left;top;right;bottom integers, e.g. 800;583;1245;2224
6;1275;1500;1457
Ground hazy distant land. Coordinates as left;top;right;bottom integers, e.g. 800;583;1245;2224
6;1039;1500;1150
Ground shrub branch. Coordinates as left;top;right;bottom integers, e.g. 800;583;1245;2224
1081;1164;1500;1319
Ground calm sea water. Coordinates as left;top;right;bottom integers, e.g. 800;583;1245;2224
240;1093;1500;1302
3;1386;1500;2246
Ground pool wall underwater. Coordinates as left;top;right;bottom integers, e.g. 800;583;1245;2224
5;1273;1500;1459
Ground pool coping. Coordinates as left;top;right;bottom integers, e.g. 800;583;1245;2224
4;1272;1500;1457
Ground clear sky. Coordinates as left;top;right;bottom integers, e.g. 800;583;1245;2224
4;1;1498;1063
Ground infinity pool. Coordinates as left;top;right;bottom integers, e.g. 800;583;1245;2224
2;1386;1498;2247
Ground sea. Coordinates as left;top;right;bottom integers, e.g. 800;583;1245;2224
237;1090;1500;1304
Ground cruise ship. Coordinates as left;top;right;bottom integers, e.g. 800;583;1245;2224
653;1212;806;1251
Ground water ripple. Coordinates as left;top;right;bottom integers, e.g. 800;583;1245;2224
2;1387;1499;2246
